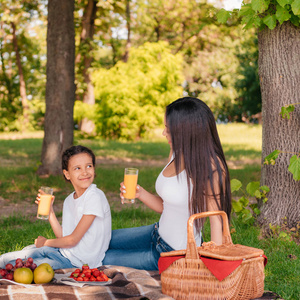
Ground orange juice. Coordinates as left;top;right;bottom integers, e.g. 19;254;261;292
123;168;138;203
37;186;53;220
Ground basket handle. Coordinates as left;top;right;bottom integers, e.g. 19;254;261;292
186;211;232;260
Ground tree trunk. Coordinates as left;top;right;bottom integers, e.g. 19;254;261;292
77;0;97;134
37;0;75;176
122;0;131;62
258;22;300;227
11;22;30;129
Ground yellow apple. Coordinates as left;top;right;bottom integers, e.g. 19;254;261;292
14;267;34;284
33;263;55;284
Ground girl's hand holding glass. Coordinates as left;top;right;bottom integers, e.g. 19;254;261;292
36;187;54;220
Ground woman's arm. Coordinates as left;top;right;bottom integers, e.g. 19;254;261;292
35;214;96;248
206;169;224;245
136;185;164;213
120;183;163;213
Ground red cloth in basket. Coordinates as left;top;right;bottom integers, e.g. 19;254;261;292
158;255;267;281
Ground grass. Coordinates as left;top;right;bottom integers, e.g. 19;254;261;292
0;124;299;299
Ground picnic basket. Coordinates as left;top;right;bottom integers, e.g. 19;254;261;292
160;211;266;300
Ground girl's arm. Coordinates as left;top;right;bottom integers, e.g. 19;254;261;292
35;214;96;248
48;204;63;238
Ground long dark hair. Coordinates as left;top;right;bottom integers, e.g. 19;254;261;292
165;97;231;231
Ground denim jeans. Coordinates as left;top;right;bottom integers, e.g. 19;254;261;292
102;223;174;270
0;245;75;270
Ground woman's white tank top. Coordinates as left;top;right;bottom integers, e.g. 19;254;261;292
155;157;201;250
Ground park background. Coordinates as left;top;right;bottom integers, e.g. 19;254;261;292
0;0;299;299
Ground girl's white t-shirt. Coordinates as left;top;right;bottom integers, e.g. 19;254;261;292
155;158;201;250
59;184;111;268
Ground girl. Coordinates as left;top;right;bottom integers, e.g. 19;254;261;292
0;145;111;270
103;97;231;270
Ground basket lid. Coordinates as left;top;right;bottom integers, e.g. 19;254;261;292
198;242;264;261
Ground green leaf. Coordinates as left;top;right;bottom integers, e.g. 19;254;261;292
276;5;292;24
231;179;242;192
288;154;300;181
263;14;277;29
246;181;260;196
264;150;281;165
238;4;254;17
217;9;231;24
291;0;300;15
239;196;249;207
260;185;270;193
290;14;300;26
280;104;295;119
277;0;293;7
232;200;244;212
253;208;261;215
251;0;270;13
254;190;262;198
279;231;288;238
242;209;253;222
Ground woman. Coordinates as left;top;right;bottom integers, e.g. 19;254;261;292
103;97;231;270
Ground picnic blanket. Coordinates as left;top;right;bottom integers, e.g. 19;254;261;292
0;265;173;300
0;265;282;300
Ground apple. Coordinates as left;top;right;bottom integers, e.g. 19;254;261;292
33;263;54;284
14;268;34;284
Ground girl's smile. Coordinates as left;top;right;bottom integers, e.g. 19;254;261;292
63;153;95;198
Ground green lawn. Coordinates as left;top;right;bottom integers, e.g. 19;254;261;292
0;124;299;299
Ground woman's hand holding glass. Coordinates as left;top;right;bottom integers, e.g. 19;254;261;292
120;182;141;204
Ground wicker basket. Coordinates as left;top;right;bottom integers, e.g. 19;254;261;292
160;211;266;300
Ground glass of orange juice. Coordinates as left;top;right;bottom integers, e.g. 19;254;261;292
37;186;53;220
123;168;138;204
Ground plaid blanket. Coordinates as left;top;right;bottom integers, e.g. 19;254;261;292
0;265;173;300
0;265;282;300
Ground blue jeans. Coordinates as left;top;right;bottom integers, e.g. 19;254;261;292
102;223;174;270
0;245;75;270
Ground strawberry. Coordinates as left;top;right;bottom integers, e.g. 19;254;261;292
82;264;89;271
101;273;109;281
92;269;100;277
96;275;105;281
83;277;89;281
90;276;96;281
76;277;83;281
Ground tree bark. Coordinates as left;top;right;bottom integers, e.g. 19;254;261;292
37;0;75;176
258;22;300;227
11;22;30;129
77;0;97;134
122;0;131;62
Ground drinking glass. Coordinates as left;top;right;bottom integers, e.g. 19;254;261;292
123;168;138;204
37;186;53;220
